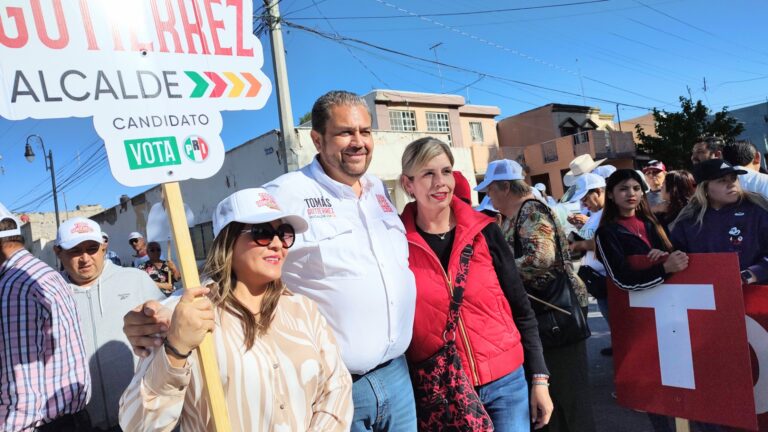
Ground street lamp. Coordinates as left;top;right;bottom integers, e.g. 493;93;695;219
24;135;60;229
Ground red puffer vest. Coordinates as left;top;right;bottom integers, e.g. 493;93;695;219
401;196;524;386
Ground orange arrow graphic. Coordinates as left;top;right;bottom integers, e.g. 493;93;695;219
242;72;262;98
224;72;244;97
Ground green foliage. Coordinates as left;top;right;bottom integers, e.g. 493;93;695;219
635;97;745;170
298;111;312;125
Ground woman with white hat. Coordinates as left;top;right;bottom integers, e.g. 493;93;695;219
119;188;353;431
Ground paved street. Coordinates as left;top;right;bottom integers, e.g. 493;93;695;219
586;301;656;432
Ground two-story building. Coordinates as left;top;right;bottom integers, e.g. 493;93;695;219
493;103;640;198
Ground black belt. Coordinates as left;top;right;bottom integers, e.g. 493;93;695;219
36;410;91;432
351;359;393;382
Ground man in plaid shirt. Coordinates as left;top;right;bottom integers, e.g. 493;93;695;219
0;205;90;431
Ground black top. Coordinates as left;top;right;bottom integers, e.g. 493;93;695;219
416;225;455;272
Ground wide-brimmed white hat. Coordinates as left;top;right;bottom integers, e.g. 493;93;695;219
567;173;606;203
0;202;21;238
592;165;616;179
475;159;525;192
56;217;103;249
563;154;607;187
213;188;309;237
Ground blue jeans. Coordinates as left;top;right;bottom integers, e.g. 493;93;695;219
351;355;417;432
476;366;530;432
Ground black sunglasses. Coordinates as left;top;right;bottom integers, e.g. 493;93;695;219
242;223;296;248
129;238;140;244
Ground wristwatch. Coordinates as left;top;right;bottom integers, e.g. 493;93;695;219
740;270;752;284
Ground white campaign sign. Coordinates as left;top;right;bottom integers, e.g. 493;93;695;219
0;0;272;186
629;284;716;389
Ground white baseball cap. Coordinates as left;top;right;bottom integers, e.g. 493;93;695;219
128;232;144;241
475;159;525;192
0;202;21;238
213;188;309;237
56;217;103;249
475;196;498;214
592;165;617;179
567;173;606;203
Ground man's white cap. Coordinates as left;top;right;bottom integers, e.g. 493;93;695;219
128;232;144;241
475;159;525;192
567;173;606;203
475;196;498;214
533;183;547;193
56;217;103;249
213;188;309;237
635;170;651;193
563;154;607;187
0;202;21;238
592;165;617;179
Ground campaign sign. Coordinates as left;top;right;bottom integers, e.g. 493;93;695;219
608;253;757;430
744;285;768;431
0;1;272;186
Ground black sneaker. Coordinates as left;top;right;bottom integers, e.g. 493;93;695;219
600;347;613;356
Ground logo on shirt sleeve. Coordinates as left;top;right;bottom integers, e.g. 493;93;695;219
304;196;335;218
376;194;394;213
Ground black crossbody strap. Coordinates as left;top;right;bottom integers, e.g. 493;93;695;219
444;244;474;336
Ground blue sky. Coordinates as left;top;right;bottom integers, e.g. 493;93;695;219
1;0;766;214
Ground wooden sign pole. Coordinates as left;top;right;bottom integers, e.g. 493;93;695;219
675;418;691;432
162;182;230;431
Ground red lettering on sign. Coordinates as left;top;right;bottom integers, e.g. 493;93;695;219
227;0;252;57
203;0;230;56
0;6;28;48
78;0;99;50
31;0;68;49
151;0;182;53
177;0;210;55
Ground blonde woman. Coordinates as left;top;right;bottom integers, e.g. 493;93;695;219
119;188;352;431
671;159;768;285
400;137;552;431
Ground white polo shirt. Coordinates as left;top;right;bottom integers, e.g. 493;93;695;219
264;157;417;374
737;167;768;198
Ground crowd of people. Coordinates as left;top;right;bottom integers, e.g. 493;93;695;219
2;90;767;432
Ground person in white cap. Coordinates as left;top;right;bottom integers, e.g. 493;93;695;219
54;217;162;431
642;160;667;212
122;91;418;431
127;232;149;268
562;154;607;188
119;188;352;431
477;159;597;432
101;232;122;266
534;183;558;206
0;205;91;431
565;173;613;356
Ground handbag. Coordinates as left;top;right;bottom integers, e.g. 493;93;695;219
513;200;591;349
409;245;494;432
577;265;607;300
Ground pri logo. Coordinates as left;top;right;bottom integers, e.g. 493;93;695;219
70;222;94;234
256;193;280;210
184;136;209;163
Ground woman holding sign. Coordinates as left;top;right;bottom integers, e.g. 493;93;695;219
119;188;352;431
595;169;690;292
670;159;768;285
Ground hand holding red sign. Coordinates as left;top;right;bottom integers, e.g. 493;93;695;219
608;253;758;430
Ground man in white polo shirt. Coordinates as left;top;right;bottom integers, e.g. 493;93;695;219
122;91;418;431
263;91;417;431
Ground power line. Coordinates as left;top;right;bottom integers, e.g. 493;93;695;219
288;0;610;19
283;20;656;110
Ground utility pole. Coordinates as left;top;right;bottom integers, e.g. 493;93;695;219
429;42;444;92
616;103;623;132
264;0;300;173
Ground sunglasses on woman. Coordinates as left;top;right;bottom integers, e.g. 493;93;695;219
241;223;296;248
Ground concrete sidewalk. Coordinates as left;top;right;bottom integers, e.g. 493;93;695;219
586;301;657;432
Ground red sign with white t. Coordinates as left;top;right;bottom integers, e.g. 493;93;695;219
744;285;768;431
608;253;757;430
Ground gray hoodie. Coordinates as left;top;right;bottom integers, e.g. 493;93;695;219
64;260;164;430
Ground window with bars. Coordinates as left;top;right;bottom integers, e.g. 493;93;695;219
389;110;417;131
426;111;450;133
469;121;484;142
189;221;214;261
